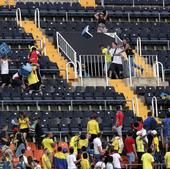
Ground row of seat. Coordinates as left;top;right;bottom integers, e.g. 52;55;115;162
0;110;134;132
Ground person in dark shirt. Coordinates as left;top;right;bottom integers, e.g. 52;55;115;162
0;125;9;148
94;10;108;33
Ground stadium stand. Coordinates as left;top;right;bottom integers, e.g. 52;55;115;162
0;0;170;168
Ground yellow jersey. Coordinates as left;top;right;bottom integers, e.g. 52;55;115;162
87;119;99;135
153;136;159;152
70;136;79;153
78;139;88;149
102;48;111;62
80;159;90;169
112;138;119;151
136;136;144;152
141;153;154;169
18;117;29;129
42;138;54;152
27;66;39;85
42;154;51;169
165;152;170;168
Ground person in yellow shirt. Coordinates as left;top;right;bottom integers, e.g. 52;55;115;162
42;148;52;169
141;148;154;169
100;45;112;77
136;131;145;164
70;134;80;154
165;148;170;169
87;114;100;143
78;133;88;153
80;152;90;169
42;133;55;153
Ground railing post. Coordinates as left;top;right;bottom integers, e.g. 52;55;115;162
155;61;165;86
132;0;135;7
66;61;77;82
152;96;158;118
101;0;104;6
56;32;59;53
163;0;165;7
16;8;22;27
128;55;133;86
35;8;40;28
137;37;142;56
77;60;83;86
104;55;108;87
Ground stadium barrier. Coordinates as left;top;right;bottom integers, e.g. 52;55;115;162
34;8;40;28
154;62;165;86
152;96;158;118
16;8;22;27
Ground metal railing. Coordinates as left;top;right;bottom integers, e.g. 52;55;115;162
152;96;158;118
132;96;139;117
154;61;165;86
56;32;77;65
34;8;40;28
136;37;142;56
105;32;123;45
78;55;108;87
66;61;77;83
16;8;22;27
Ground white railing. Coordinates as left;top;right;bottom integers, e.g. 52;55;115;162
79;55;108;87
136;37;142;56
154;61;165;86
56;32;77;65
105;32;123;45
66;61;77;83
34;8;40;28
16;8;22;27
152;96;158;118
132;96;139;117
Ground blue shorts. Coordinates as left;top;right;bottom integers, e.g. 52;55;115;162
127;152;135;163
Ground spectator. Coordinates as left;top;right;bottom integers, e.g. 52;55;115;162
0;56;10;88
32;118;45;149
94;156;105;169
110;147;122;169
124;131;137;168
100;44;112;77
162;112;170;152
94;11;108;33
80;152;90;169
27;65;41;93
70;134;80;154
141;148;154;169
0;125;9;148
87;114;100;143
109;41;124;79
113;106;124;137
42;148;52;169
106;156;113;169
151;130;162;167
17;155;26;169
42;133;55;153
67;147;80;169
78;133;88;153
28;46;41;65
122;39;144;76
144;112;158;147
18;112;30;148
11;71;24;89
136;131;145;164
93;133;104;162
165;147;170;169
27;156;34;169
54;146;67;169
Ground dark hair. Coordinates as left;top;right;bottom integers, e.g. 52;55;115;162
116;106;120;111
82;152;88;159
69;147;74;154
91;113;97;119
31;47;37;51
128;131;133;137
57;146;62;152
27;156;33;165
5;142;10;147
97;132;101;138
19;155;24;160
21;149;25;154
147;148;152;153
81;146;87;152
134;122;139;128
80;133;86;140
148;112;152;117
99;44;104;49
107;156;113;163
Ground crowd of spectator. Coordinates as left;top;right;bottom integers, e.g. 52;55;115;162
0;107;170;169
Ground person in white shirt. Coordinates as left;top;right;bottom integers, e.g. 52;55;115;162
93;133;104;162
67;147;79;169
106;156;113;169
94;156;106;169
110;148;122;169
0;56;10;88
109;41;124;79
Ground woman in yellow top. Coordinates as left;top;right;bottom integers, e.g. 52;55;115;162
80;152;90;169
42;148;52;169
78;133;88;152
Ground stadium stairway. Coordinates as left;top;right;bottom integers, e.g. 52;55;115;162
79;0;96;7
21;20;75;80
0;0;15;6
109;79;149;119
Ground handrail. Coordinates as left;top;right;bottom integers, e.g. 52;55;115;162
136;37;142;56
16;8;22;27
77;61;83;86
132;96;139;117
56;31;77;65
128;55;133;86
152;96;158;118
154;61;165;86
66;61;77;83
104;55;108;87
34;8;40;28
